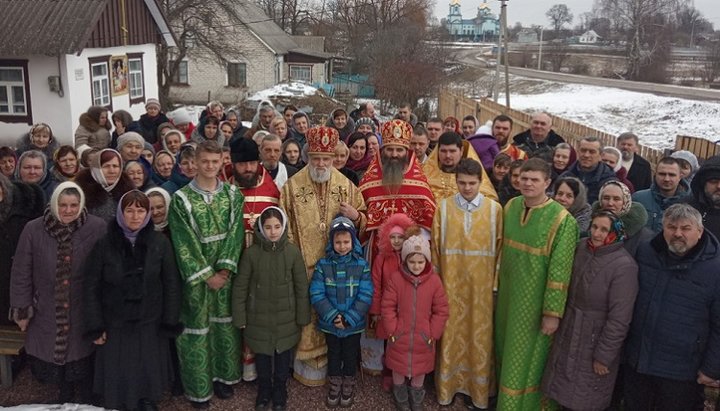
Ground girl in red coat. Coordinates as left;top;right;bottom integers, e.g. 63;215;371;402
382;235;449;411
367;214;416;388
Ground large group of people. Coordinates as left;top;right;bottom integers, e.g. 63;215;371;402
1;99;719;411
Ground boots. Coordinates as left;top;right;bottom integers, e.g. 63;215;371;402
340;376;356;407
408;386;426;411
271;375;288;411
255;380;272;411
326;376;343;407
392;384;411;411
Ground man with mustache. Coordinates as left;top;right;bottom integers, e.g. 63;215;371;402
359;120;437;262
279;126;367;387
617;132;652;191
624;203;720;410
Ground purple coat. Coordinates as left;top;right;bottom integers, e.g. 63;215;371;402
10;215;106;364
467;133;499;170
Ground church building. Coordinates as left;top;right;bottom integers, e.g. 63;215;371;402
444;0;500;42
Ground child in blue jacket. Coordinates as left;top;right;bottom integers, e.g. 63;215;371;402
310;215;373;408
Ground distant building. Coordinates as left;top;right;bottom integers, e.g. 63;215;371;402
444;0;500;42
517;29;539;43
579;30;601;44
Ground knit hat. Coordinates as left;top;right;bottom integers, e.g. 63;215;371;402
401;235;431;263
671;150;700;174
355;117;376;133
143;142;156;155
171;108;192;126
474;121;493;137
329;215;356;239
230;136;260;163
117;132;145;151
145;98;161;111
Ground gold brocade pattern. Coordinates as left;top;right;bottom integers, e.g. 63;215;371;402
423;140;498;201
280;168;367;384
432;197;503;409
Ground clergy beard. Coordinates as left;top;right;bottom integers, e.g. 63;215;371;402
381;154;409;191
440;164;457;173
309;165;331;183
234;169;258;188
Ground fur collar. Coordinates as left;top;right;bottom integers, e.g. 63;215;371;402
75;168;135;208
79;112;109;132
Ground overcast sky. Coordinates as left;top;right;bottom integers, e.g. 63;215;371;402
433;0;720;30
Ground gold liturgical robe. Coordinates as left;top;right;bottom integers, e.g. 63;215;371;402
432;194;503;409
280;167;367;386
423;140;498;202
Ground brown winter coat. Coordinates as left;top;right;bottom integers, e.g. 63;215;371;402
9;214;107;364
74;112;111;150
541;240;638;411
381;266;449;377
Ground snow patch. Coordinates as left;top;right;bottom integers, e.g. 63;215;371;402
247;82;318;101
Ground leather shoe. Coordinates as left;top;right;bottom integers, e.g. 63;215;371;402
213;381;234;399
190;400;210;409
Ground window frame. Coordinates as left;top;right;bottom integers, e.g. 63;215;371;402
88;55;112;111
288;64;313;83
0;59;33;124
171;60;189;85
226;62;247;88
127;52;145;105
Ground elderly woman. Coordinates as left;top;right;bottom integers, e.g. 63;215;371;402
75;149;135;221
145;187;172;236
75;106;112;151
10;182;106;403
117;132;146;163
542;211;638;411
51;146;80;182
83;190;182;411
553;176;592;233
16;150;57;201
16;123;60;167
162;129;184;156
601;147;635;192
593;180;653;255
152;150;175;186
124;160;156;191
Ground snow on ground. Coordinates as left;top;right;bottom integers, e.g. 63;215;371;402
247;82;318;101
498;82;720;150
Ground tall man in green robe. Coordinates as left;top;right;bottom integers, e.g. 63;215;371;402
495;158;579;410
169;141;245;408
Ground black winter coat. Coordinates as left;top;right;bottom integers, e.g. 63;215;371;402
625;231;720;382
0;182;44;326
83;221;182;338
138;113;170;145
689;155;720;239
626;154;653;192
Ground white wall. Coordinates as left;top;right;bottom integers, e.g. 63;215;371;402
0;44;159;147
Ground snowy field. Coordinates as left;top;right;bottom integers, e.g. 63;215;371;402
497;82;720;150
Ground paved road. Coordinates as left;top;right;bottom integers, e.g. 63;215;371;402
455;48;720;102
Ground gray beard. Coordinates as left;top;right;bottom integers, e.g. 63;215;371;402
621;150;633;161
309;166;331;183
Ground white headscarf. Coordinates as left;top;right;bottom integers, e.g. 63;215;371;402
50;181;86;222
90;148;123;192
144;186;172;231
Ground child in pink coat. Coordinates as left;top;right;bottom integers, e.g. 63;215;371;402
382;235;449;411
366;213;416;389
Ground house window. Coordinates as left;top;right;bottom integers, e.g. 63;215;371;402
289;65;312;82
89;56;111;110
0;59;32;124
227;62;246;87
172;60;188;84
128;53;145;105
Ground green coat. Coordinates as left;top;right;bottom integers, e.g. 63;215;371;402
232;218;311;355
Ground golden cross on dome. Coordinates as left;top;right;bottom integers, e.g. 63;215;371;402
450;0;460;5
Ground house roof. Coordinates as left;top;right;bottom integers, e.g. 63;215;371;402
291;36;326;52
233;1;298;55
0;0;175;56
582;30;601;38
0;0;107;55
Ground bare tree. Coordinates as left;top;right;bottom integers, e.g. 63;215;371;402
701;41;720;83
546;4;573;36
546;42;571;72
256;0;317;34
597;0;678;81
157;0;253;107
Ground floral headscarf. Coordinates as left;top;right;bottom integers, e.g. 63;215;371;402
588;210;626;250
599;180;632;216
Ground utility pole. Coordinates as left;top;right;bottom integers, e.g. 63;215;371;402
538;27;544;70
492;14;502;101
502;0;509;108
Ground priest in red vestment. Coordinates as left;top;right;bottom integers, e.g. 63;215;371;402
359;119;436;261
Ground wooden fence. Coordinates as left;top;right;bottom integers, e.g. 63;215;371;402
438;89;715;165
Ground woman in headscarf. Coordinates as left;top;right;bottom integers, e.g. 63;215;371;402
161;145;197;195
345;132;373;180
145;187;172;237
281;138;305;170
191;116;225;147
553;176;592;233
124;160;156;191
593;180;653;255
162;129;185;156
51;145;80;182
75;149;135;222
84;190;182;411
15;150;57;201
16;123;60;168
542;210;638;411
152;150;175;186
9;182;106;403
326;108;355;142
74;106;112;151
600;146;635;192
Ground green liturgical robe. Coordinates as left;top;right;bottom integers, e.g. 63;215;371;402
169;180;245;402
495;197;578;411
